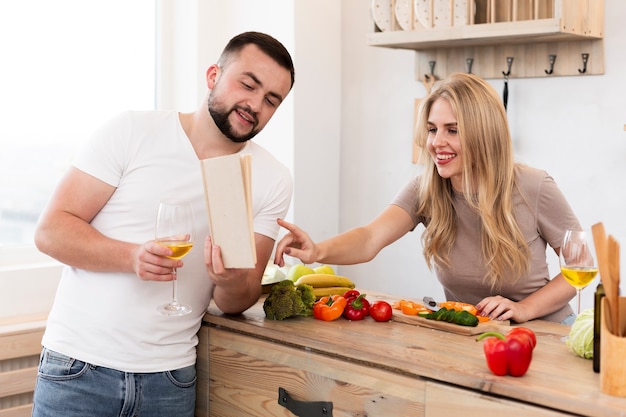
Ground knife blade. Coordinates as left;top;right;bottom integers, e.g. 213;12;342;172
423;296;438;309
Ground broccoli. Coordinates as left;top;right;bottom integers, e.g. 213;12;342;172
296;284;316;317
263;280;315;320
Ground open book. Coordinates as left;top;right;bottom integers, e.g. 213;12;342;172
200;153;256;269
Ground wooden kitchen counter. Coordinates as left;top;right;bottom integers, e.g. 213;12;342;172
196;293;626;417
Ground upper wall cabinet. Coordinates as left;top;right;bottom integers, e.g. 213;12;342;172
368;0;604;79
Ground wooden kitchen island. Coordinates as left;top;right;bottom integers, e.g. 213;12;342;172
195;293;626;417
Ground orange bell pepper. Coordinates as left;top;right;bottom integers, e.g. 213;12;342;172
393;299;490;321
313;294;347;321
399;300;432;316
438;301;491;322
438;301;478;315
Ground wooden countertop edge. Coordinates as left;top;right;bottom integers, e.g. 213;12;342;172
0;313;47;336
202;295;626;417
203;317;583;416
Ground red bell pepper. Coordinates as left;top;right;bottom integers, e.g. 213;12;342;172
342;289;361;301
313;294;347;321
476;327;536;377
342;292;370;321
507;327;537;349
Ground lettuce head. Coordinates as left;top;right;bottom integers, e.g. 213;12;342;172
566;308;594;359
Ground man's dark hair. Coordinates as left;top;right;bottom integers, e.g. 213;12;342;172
218;31;295;89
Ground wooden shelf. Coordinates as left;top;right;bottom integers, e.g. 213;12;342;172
367;19;602;51
367;0;604;79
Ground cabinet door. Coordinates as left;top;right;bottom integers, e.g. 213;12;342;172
200;326;426;417
425;382;576;417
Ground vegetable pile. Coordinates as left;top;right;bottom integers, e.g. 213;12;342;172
566;308;594;359
263;280;316;320
263;286;393;323
391;299;490;326
476;327;537;377
312;290;393;322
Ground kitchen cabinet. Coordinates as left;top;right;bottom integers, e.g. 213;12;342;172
195;292;626;416
368;0;604;78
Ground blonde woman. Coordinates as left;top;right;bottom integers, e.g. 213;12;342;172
275;73;578;324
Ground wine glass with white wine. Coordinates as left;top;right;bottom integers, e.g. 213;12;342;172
155;200;194;316
559;229;599;315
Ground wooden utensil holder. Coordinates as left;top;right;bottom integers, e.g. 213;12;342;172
600;297;626;396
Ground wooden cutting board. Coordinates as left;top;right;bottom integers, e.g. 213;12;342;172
392;312;510;336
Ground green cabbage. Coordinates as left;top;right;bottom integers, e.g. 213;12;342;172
566;308;594;359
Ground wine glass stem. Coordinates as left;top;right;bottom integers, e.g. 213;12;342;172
577;289;582;315
172;268;179;305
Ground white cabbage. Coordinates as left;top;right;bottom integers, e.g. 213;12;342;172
566;308;595;359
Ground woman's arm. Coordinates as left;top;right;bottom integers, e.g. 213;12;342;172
274;205;416;266
477;248;576;323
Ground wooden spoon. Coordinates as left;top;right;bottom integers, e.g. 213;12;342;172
592;223;614;334
608;235;621;336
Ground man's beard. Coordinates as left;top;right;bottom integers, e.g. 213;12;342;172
208;98;260;144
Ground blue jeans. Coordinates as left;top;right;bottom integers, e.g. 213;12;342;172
32;347;196;417
561;312;577;326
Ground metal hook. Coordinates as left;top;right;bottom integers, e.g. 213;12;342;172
502;57;514;77
578;53;589;74
424;60;436;81
466;58;474;74
544;54;557;75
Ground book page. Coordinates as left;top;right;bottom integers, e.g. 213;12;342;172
200;153;256;269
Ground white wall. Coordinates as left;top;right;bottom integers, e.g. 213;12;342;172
5;0;624;318
332;0;626;312
157;0;343;240
2;0;344;319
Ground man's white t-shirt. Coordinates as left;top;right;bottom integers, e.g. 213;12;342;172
42;110;293;372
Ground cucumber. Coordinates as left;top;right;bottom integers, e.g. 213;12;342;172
419;307;479;327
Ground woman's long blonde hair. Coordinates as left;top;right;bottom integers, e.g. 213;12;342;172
414;73;529;290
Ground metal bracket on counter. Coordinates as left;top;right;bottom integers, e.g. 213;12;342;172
278;387;333;417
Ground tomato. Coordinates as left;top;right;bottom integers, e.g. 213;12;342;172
369;301;393;322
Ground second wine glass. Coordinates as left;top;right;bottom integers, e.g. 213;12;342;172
559;229;599;315
155;200;194;316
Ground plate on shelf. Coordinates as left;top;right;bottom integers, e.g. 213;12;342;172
432;0;451;28
372;0;394;32
415;0;472;29
395;0;425;31
453;0;471;27
414;0;431;28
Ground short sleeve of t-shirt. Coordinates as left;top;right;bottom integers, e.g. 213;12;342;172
390;175;423;228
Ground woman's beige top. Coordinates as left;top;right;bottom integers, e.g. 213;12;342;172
392;164;579;322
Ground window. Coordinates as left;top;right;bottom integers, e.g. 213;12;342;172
0;0;156;247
